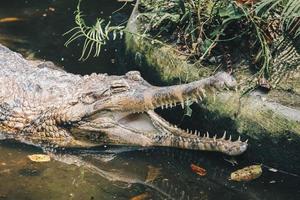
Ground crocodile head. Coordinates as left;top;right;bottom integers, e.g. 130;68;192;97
57;71;247;156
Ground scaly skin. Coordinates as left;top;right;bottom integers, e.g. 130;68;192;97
0;44;247;155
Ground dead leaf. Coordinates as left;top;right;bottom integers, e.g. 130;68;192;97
191;163;207;176
130;192;150;200
28;154;51;163
145;165;161;183
230;165;262;182
0;17;23;23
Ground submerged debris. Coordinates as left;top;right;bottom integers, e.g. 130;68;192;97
229;164;262;181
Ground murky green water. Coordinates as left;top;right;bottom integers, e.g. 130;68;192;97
0;0;300;199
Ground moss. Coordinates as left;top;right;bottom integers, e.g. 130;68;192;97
126;31;213;83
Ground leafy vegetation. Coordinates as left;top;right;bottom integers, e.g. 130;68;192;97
65;0;299;89
137;0;299;89
64;0;124;61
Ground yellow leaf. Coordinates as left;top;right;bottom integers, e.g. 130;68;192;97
28;154;51;163
230;165;262;182
0;17;23;23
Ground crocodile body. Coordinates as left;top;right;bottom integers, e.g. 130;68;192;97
0;44;247;155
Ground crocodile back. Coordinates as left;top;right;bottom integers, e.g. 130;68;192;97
0;44;82;133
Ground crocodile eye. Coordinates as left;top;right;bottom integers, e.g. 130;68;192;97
110;79;130;93
81;89;111;104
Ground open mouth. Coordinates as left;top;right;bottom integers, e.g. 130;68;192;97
114;99;248;156
78;72;247;155
116;99;200;135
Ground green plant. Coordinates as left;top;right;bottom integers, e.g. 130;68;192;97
64;0;124;61
66;0;299;91
255;0;300;39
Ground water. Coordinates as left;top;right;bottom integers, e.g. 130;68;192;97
0;1;300;199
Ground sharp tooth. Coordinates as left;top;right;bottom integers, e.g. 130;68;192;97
206;132;210;138
222;131;227;139
229;135;232;141
194;98;199;103
238;136;241;141
245;139;248;143
194;130;197;135
166;104;169;109
213;135;217;141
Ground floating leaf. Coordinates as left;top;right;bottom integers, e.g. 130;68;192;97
28;154;51;163
230;165;262;181
0;17;23;23
191;163;207;176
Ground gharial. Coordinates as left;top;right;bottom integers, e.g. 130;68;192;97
0;44;248;156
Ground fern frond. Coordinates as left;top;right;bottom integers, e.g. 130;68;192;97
64;0;125;61
255;0;300;39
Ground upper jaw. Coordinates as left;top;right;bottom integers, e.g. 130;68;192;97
92;72;236;114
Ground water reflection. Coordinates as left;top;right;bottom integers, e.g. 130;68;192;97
1;140;299;200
